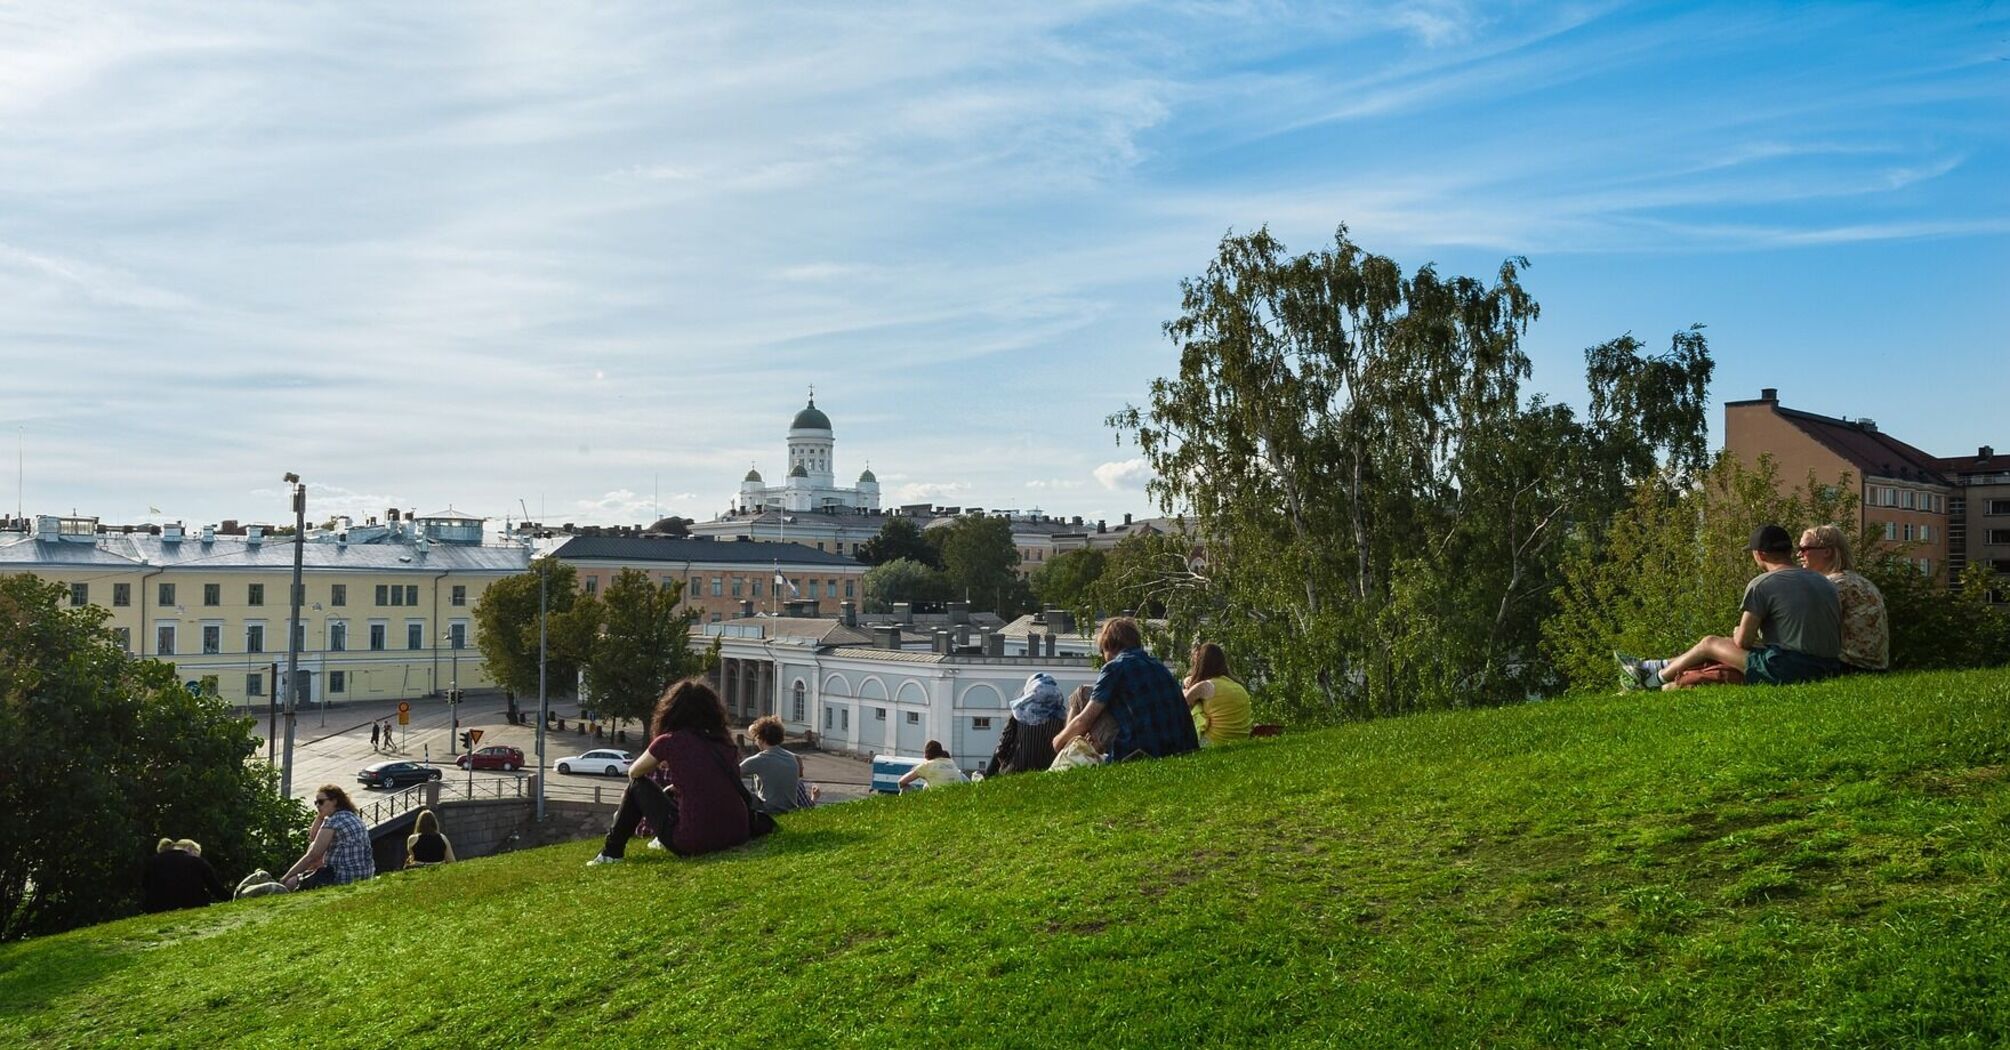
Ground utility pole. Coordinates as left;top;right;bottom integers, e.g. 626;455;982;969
280;473;306;799
525;499;548;822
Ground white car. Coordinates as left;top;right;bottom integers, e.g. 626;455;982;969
555;749;632;776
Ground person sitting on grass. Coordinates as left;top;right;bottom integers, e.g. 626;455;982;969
742;715;817;814
1797;523;1889;674
405;808;456;868
1183;641;1253;746
588;678;760;866
1618;524;1843;691
898;740;968;791
141;837;229;913
281;785;376;890
985;672;1067;776
1053;616;1199;761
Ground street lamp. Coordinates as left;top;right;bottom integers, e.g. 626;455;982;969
279;472;306;800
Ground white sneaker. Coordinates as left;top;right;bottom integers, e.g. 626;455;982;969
585;854;622;866
646;838;667;851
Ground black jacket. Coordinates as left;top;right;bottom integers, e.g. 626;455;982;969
985;716;1064;777
141;849;229;913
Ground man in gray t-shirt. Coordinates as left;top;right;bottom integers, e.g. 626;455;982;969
1618;524;1844;690
741;715;810;814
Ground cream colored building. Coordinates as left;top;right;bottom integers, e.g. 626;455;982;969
0;514;528;707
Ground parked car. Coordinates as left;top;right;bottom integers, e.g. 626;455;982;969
555;749;632;776
358;760;443;789
455;745;526;772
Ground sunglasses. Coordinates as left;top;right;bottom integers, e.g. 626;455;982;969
313;797;331;806
1795;545;1828;553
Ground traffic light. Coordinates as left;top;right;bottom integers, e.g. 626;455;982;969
459;731;471;751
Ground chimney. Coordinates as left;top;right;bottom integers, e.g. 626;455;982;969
874;626;903;650
1124;513;1132;526
387;508;400;522
163;522;185;542
1982;446;1996;459
1097;520;1107;533
947;600;970;625
1859;418;1878;433
201;525;215;543
840;600;857;628
983;630;1006;657
1025;631;1042;656
955;624;971;647
337;532;347;548
221;519;239;534
892;601;913;625
245;525;261;547
1760;387;1778;402
933;630;953;655
1051;609;1076;635
1044;634;1057;658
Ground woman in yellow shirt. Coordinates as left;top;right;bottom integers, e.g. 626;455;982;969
1183;642;1253;745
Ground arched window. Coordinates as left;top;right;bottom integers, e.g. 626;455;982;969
792;680;806;722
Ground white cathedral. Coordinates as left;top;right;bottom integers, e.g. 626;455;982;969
733;394;881;514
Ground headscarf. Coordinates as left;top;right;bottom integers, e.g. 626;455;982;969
1009;672;1066;725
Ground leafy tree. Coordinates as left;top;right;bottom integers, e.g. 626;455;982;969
581;569;706;734
856;516;941;568
933;514;1029;617
471;558;597;700
1110;224;1712;720
0;573;303;940
862;557;951;613
1030;549;1106;611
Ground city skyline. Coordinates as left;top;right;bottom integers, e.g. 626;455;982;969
2;2;2005;530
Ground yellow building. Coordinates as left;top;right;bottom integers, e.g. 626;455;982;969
0;514;528;708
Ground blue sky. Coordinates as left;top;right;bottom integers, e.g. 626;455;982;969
1;1;2004;529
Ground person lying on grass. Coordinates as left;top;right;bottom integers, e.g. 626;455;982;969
588;678;763;866
1053;616;1199;761
899;740;968;791
1617;524;1843;691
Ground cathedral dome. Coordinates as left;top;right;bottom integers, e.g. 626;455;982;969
790;397;832;432
743;467;763;483
789;462;808;478
858;467;876;483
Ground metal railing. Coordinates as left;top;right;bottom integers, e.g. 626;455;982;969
360;782;433;828
436;773;533;803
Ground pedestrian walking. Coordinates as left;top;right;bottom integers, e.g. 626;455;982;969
371;723;381;749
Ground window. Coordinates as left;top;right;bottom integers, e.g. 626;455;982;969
841;709;849;731
1883;521;1897;541
375;584;389;606
824;707;833;729
792;683;805;722
1989;500;2010;516
69;582;88;607
731;576;743;597
407;623;423;650
826;579;837;598
329;622;347;652
330;671;346;694
202;625;221;654
451;585;466;607
874;707;887;721
405;585;418;605
906;712;920;725
1988;529;2010;545
1903;523;1914;542
370;624;387;651
973;717;993;730
248;583;264;606
203;583;220;606
449;622;466;649
113;582;130;607
752;578;763;598
331;584;346;607
159;582;175;607
156;624;175;655
246;673;263;697
113;627;130;651
391;585;405;607
1904;490;1916;510
1883;488;1897;507
584;576;598;596
246;625;264;654
1921;524;1932;542
711;577;723;597
845;579;855;599
690;576;701;596
1919;558;1934;576
294;622;306;652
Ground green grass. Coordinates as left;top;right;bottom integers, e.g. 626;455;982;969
7;670;2010;1048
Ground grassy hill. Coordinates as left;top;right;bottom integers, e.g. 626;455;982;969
5;669;2009;1048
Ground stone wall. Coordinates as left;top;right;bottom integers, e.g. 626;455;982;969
368;783;614;870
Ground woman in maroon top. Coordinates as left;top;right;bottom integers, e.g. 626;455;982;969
589;678;754;864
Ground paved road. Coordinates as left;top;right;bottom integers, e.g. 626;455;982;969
256;693;875;808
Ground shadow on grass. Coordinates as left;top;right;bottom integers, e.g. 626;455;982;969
0;937;137;1019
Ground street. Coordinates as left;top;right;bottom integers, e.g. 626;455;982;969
255;693;877;808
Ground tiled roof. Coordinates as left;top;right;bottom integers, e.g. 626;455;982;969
1938;452;2010;477
1771;407;1951;486
553;535;860;567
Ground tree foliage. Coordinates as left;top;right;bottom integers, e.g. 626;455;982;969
1030;549;1106;611
856;516;941;569
0;574;303;940
861;557;951;613
471;558;597;699
581;569;707;732
1110;225;1713;721
933;514;1032;617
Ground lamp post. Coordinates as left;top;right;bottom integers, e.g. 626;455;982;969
442;625;462;754
279;472;306;800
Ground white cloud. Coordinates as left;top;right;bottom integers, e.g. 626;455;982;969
1025;479;1084;490
1093;459;1153;492
892;481;974;504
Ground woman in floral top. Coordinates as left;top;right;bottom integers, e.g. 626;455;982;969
1798;525;1889;672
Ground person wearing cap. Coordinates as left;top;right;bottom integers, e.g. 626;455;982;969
1618;524;1843;690
985;672;1068;776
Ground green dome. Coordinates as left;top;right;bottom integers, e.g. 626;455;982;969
858;468;876;483
789;462;808;478
743;467;763;483
790;398;832;431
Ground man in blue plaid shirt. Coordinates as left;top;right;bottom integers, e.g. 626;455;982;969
1053;617;1198;761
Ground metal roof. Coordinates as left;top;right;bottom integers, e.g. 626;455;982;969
552;535;861;567
0;534;528;573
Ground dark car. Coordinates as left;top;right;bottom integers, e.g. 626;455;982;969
357;760;442;789
455;745;525;772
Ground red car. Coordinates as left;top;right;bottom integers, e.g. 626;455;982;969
455;745;525;772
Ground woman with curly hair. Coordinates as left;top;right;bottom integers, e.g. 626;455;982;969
588;678;761;865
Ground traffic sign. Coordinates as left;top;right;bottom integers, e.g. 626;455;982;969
397;701;410;714
398;710;410;726
468;729;483;746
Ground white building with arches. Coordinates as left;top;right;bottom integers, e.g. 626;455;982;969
697;616;1099;773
